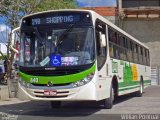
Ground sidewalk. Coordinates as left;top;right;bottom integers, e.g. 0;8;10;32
0;85;9;101
0;98;29;105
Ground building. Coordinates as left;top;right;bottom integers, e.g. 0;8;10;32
82;7;118;24
117;0;160;67
84;1;160;67
84;1;160;84
117;0;160;85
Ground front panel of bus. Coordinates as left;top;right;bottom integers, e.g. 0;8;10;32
18;11;98;100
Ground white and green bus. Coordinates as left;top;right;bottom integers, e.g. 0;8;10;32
15;9;151;109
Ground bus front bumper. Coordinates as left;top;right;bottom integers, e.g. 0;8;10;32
18;81;97;101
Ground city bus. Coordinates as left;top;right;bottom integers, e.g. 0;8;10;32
15;9;151;109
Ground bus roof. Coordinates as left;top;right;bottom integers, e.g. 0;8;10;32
21;9;94;19
21;9;149;49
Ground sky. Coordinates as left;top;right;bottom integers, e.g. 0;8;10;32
0;24;10;54
77;0;117;7
0;24;10;42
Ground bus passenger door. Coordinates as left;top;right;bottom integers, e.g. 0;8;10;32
95;20;110;100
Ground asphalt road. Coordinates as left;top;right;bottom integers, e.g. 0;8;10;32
0;85;160;120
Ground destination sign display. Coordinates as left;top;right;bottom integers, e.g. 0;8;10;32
32;15;78;25
22;12;92;26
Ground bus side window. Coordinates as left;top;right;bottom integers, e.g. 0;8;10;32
114;33;117;43
147;50;150;66
134;44;139;63
141;47;145;65
127;40;133;62
109;42;114;58
108;28;117;44
123;37;126;48
113;45;120;59
120;36;127;60
143;48;146;65
108;28;114;58
108;28;113;42
138;45;142;64
144;48;147;65
132;43;136;63
119;35;123;47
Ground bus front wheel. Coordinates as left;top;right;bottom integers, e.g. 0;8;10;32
50;101;61;108
103;84;114;109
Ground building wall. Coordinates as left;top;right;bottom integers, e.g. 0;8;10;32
104;16;117;24
122;0;160;8
83;7;117;16
82;7;117;24
118;19;160;66
83;5;160;67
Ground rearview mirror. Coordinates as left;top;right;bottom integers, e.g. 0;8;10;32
11;27;20;54
101;34;106;47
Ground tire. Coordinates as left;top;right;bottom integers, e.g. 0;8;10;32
103;84;114;109
50;101;61;108
135;80;143;97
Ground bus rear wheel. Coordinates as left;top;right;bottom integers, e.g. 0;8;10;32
103;84;114;109
50;101;61;108
135;79;143;97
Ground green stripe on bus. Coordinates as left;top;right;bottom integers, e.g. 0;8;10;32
119;80;151;88
144;80;151;84
119;80;151;91
19;64;96;84
119;81;140;88
119;86;139;91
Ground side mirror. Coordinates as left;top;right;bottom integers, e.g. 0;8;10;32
101;34;106;47
11;27;20;54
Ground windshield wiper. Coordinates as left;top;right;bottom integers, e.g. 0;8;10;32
56;24;74;46
33;27;45;45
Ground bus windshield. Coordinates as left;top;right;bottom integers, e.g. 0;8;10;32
19;26;95;67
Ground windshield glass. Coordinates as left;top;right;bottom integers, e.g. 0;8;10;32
19;27;95;67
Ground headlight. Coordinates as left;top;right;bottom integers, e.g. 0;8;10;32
19;78;32;88
71;72;94;88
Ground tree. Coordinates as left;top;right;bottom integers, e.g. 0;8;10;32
0;0;77;29
0;0;77;95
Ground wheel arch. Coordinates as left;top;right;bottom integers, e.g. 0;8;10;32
140;75;144;84
112;75;118;97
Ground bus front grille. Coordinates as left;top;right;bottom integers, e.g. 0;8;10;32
32;90;72;98
31;83;71;87
35;95;68;98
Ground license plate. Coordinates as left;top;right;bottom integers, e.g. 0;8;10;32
44;90;57;96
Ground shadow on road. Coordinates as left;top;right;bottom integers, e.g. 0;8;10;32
114;93;136;105
0;94;137;117
0;101;102;117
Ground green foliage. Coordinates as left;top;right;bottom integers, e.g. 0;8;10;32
0;55;7;60
0;0;22;28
